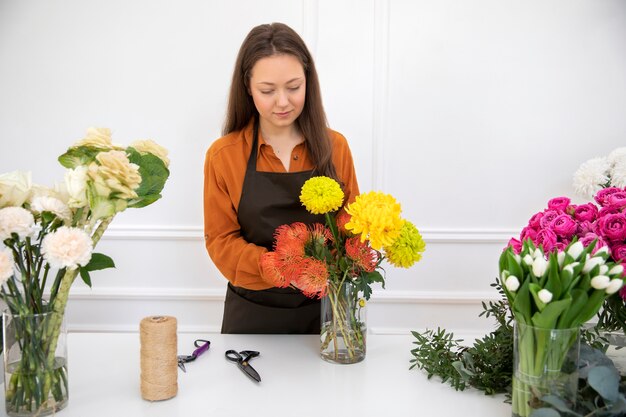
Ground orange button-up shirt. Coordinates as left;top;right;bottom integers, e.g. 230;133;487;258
203;121;360;290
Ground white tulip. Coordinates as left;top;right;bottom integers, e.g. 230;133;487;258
532;257;548;277
590;275;611;290
606;279;624;295
599;265;609;276
538;289;553;304
567;242;584;260
609;265;624;276
533;248;544;259
501;270;509;281
523;254;534;266
505;276;520;292
557;252;565;267
0;171;32;208
595;246;610;256
514;254;522;265
583;257;604;274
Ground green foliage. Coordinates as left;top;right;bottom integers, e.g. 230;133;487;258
126;147;169;209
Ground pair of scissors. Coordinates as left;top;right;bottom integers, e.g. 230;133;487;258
225;350;261;382
178;339;211;372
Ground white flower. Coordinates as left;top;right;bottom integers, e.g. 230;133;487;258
41;226;92;269
590;275;611;290
0;247;14;284
30;196;71;221
609;265;624;276
572;157;610;199
505;276;520;292
0;207;36;241
608;147;626;167
64;166;89;208
557;252;565;267
73;127;115;149
0;171;32;208
87;150;141;200
532;257;548;277
514;254;521;265
606;279;624;295
533;248;543;259
500;270;509;281
611;160;626;188
583;256;604;274
523;254;534;266
130;139;170;167
538;289;553;304
599;265;609;275
567;242;584;260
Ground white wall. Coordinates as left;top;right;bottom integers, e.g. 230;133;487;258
1;0;625;336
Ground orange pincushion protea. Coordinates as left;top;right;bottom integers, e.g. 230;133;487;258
273;222;308;258
293;257;329;298
345;236;378;273
260;251;290;288
336;210;352;235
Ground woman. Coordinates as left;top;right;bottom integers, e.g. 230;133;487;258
203;22;359;334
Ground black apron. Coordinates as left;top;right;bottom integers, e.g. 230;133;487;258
221;120;325;334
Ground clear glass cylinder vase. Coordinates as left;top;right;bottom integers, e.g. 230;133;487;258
2;311;69;416
320;281;366;364
512;322;580;417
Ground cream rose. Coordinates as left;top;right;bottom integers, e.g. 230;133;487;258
0;171;32;208
87;150;141;199
130;139;170;167
74;127;114;149
64;166;89;208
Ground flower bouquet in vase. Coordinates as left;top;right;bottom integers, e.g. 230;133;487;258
0;128;169;416
261;176;426;364
501;237;624;417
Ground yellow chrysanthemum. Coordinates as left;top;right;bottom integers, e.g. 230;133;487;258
299;176;344;215
384;220;426;268
345;191;403;250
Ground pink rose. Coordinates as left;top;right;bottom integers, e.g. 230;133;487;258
595;187;622;207
520;226;538;242
540;210;562;229
554;241;568;252
548;197;571;212
619;285;626;301
599;213;626;242
536;228;558;253
580;233;610;254
608;192;626;209
551;214;577;238
611;243;626;263
599;206;621;219
507;238;522;254
528;212;544;229
577;220;596;236
574;203;598;223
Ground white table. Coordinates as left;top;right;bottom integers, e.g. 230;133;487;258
1;333;511;416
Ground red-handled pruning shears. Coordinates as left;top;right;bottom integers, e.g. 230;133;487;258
177;339;210;372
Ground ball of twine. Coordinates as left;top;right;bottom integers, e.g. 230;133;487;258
139;315;178;401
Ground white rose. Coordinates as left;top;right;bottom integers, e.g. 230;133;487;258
0;247;14;284
0;207;36;241
532;257;548;277
606;279;624;295
0;171;32;208
505;276;520;292
41;226;92;269
590;275;611;290
538;289;553;304
64;166;89;208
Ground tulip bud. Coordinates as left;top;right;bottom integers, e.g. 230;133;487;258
538;289;553;304
599;265;609;276
567;242;584;260
505;276;520;292
532;257;548;277
523;255;534;266
606;279;624;295
590;275;611;290
533;248;543;259
557;252;565;267
583;257;604;274
609;265;624;276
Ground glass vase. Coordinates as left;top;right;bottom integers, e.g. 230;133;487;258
512;322;580;417
320;281;366;364
2;311;69;416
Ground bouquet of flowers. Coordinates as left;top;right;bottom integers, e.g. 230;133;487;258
572;147;626;335
260;176;426;363
0;128;169;415
500;239;624;417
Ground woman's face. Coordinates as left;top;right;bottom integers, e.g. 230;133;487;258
249;54;306;133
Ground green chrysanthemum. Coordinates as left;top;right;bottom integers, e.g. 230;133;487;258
384;220;426;268
300;176;344;215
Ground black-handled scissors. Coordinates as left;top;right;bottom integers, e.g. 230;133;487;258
225;350;261;382
178;339;211;372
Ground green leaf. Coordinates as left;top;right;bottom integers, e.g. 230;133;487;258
573;290;607;326
57;146;101;168
531;297;572;329
126;147;170;209
529;283;547;312
588;366;619;402
544;255;561;299
83;253;115;271
513;280;531;324
557;289;588;329
507;251;523;280
79;268;92;287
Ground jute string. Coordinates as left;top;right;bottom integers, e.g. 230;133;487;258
139;316;178;401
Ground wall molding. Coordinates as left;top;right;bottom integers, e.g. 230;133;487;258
102;224;517;243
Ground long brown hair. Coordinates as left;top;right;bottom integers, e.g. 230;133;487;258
223;22;338;181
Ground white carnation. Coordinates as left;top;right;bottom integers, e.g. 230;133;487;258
0;207;36;241
608;147;626;167
572;157;610;199
0;247;14;284
610;159;626;188
31;196;71;221
41;226;92;269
